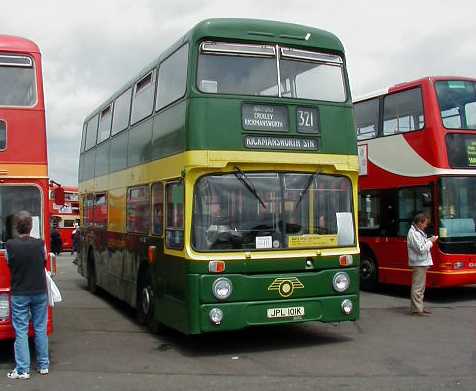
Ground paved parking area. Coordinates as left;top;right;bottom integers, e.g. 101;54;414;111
0;254;475;390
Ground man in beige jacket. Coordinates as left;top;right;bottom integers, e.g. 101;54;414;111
407;213;438;315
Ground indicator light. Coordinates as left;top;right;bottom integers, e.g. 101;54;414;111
209;260;225;273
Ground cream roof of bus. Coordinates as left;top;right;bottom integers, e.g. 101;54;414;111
353;88;389;103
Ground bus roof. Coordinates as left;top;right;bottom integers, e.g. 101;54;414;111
84;18;345;122
0;35;40;54
188;18;344;52
354;75;476;103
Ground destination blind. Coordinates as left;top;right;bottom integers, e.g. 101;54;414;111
242;104;288;132
244;135;319;151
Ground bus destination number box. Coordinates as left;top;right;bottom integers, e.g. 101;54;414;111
242;104;288;132
296;107;320;134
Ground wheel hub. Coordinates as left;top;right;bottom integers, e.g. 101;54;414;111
361;259;373;279
141;286;153;315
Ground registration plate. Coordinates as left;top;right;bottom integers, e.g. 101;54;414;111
267;306;305;319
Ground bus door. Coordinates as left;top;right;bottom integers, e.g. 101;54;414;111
369;190;407;273
379;186;434;281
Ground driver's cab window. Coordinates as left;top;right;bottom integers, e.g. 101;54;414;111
0;186;42;247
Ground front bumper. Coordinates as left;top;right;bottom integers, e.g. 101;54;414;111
199;294;359;332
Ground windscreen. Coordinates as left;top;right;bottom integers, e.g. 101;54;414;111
439;177;476;239
435;80;476;130
192;172;354;251
0;55;36;106
439;176;476;253
0;186;42;248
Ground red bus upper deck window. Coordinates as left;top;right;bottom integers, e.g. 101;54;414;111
354;98;379;141
383;88;424;136
435;80;476;130
0;55;36;107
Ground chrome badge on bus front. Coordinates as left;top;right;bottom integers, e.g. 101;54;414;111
268;277;304;298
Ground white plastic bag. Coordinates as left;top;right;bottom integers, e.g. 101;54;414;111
45;270;62;307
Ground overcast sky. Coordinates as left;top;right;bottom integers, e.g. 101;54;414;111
2;1;475;185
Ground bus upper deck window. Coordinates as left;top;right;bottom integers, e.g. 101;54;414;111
197;41;346;102
0;55;36;107
198;41;278;97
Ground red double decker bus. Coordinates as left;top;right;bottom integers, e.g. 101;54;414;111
355;76;476;289
0;35;57;339
50;185;79;252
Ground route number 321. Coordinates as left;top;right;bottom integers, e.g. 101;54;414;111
296;108;318;132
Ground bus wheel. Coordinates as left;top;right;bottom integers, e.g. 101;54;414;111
360;254;378;291
137;270;154;327
87;251;97;294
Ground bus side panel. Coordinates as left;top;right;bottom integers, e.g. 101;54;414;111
0;254;10;291
153;253;190;333
0;254;53;339
151;101;186;160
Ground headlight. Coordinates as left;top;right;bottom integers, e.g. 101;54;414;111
341;299;353;315
209;308;223;325
212;277;233;300
333;272;350;292
0;294;10;321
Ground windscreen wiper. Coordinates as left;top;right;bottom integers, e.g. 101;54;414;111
296;171;319;207
233;166;266;209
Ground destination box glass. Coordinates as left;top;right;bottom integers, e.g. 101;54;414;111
244;135;319;151
242;104;288;132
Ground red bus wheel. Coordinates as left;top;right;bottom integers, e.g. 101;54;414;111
360;254;378;291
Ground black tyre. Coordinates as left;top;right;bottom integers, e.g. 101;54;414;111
360;253;379;291
87;251;97;294
137;268;154;326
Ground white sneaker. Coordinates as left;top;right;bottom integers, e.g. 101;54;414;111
7;369;30;379
38;368;49;375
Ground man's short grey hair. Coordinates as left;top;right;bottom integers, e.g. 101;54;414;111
15;210;32;235
413;212;428;226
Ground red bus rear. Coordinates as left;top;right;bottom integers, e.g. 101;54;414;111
50;185;79;252
354;76;476;289
0;35;54;339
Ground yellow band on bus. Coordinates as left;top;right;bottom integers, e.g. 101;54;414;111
0;163;48;178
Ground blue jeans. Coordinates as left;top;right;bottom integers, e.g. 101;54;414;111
11;293;49;374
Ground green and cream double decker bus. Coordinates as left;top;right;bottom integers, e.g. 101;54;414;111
77;19;359;334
